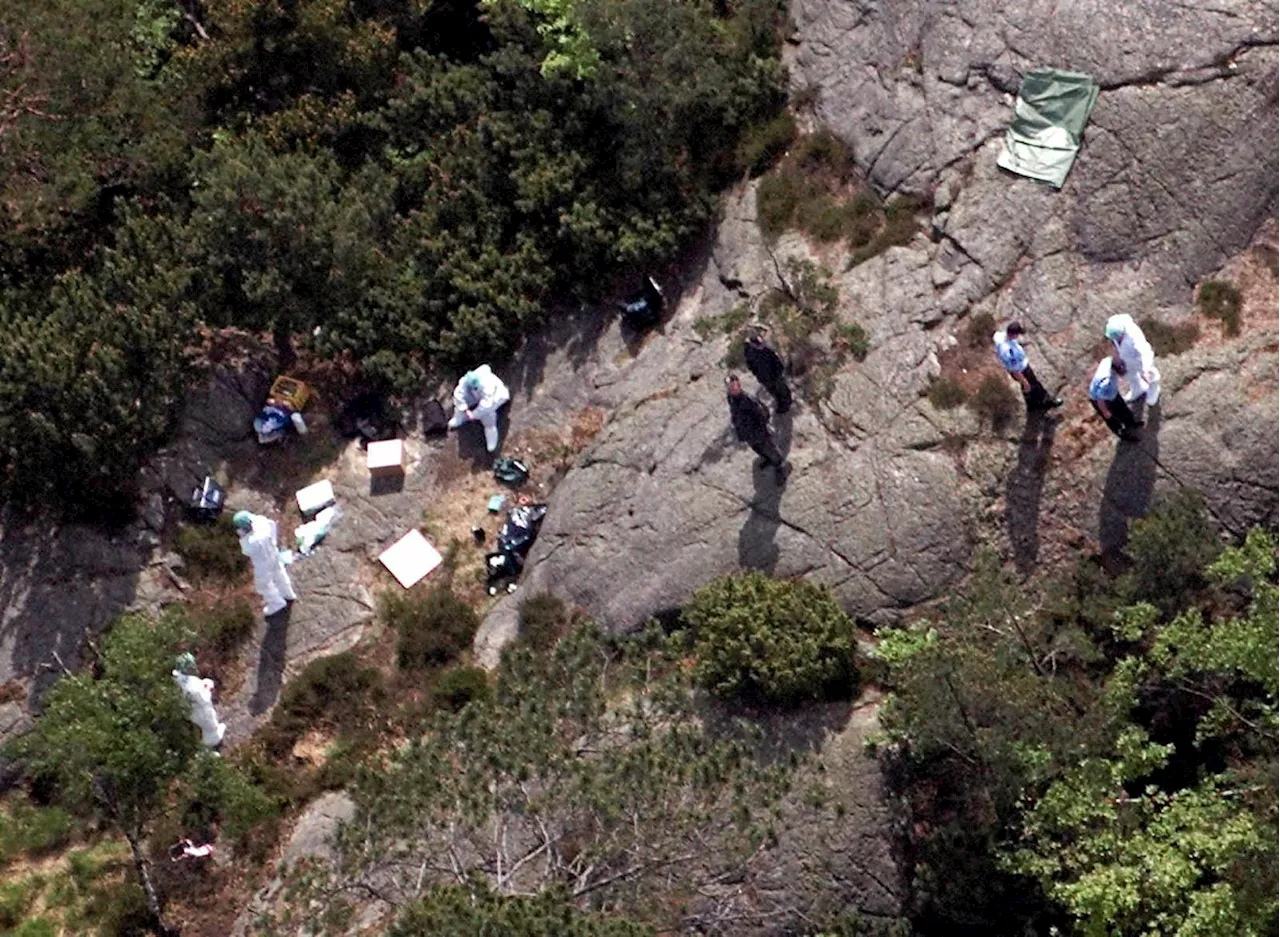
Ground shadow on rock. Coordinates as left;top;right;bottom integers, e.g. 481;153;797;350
1005;411;1058;576
1099;405;1162;560
736;410;792;574
249;604;292;716
369;473;406;497
0;517;146;709
453;403;512;470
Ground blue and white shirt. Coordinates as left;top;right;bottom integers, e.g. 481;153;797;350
993;331;1028;373
1088;357;1120;401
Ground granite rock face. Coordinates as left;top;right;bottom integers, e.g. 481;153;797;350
477;0;1278;662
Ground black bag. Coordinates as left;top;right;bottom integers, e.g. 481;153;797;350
497;503;547;557
423;400;448;437
188;476;226;523
620;275;665;331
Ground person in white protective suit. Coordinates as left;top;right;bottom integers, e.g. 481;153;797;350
1104;314;1161;406
173;654;225;748
233;510;297;616
447;365;511;453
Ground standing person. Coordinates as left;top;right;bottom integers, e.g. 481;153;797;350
743;326;792;414
1088;356;1144;441
1104;314;1161;406
233;510;297;616
726;374;791;485
448;365;511;454
993;320;1063;411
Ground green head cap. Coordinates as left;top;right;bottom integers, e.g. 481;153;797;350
232;510;253;532
175;652;198;675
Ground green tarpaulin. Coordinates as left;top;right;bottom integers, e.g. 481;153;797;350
996;67;1099;188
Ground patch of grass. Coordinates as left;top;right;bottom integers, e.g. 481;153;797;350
0;799;73;864
792;129;855;179
832;322;869;361
264;652;383;754
176;514;247;583
13;918;56;937
518;593;569;651
756;170;821;238
382;587;480;672
430;666;492;712
967;375;1019;431
963;311;997;349
927;376;969;410
848;193;929;266
738;111;797;178
190;599;256;660
1197;279;1242;336
0;877;40;929
1139;316;1201;357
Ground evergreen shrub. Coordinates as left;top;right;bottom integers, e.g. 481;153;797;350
684;571;857;704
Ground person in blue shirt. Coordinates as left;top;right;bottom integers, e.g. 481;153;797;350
1088;355;1143;441
992;320;1062;411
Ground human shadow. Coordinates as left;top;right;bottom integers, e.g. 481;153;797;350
736;407;793;574
1005;410;1058;576
249;604;292;716
453;404;512;470
1099;404;1162;561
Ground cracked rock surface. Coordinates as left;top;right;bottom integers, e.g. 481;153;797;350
478;0;1278;662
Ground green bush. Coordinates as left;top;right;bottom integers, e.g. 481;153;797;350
684;572;857;704
430;667;493;712
267;652;383;751
0;800;73;864
1197;279;1242;336
382;588;480;672
833;323;870;361
84;880;151;937
1139;316;1200;357
190;599;256;659
519;593;570;652
176;515;247;583
0;877;39;929
739;111;797;178
1123;489;1222;616
12;918;56;937
967;375;1019;430
793;129;855;179
927;376;968;410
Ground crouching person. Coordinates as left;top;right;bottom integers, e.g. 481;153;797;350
448;365;511;454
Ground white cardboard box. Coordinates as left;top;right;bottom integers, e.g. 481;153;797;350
379;529;443;589
295;479;336;517
366;438;405;477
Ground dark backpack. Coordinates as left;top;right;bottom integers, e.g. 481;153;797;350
423;400;448;437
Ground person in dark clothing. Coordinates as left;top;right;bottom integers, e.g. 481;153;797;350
993;320;1063;411
744;327;792;413
726;374;791;485
1088;355;1144;441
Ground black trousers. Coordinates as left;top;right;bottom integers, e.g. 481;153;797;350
1091;397;1138;437
758;376;792;413
747;436;784;468
1020;365;1054;409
